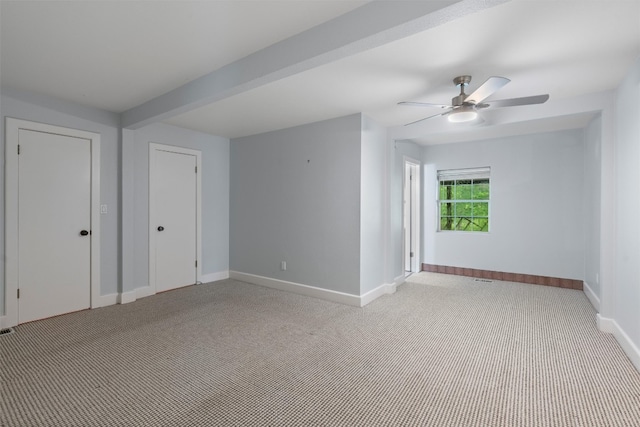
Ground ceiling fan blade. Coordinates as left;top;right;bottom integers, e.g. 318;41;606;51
464;76;510;104
404;109;453;126
398;101;450;109
477;94;550;109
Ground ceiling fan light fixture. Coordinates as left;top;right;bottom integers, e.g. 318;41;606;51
399;75;549;126
448;106;478;123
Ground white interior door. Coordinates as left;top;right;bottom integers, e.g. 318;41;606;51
18;129;91;323
150;146;199;292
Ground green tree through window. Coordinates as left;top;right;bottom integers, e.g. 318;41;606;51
438;168;490;232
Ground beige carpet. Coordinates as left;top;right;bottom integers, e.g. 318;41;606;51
1;273;640;426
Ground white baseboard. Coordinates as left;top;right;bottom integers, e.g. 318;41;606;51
230;271;361;307
583;281;600;311
96;293;118;308
118;290;137;304
200;270;229;284
394;274;406;286
360;283;396;307
135;286;155;300
0;315;10;329
597;314;616;333
597;314;640;373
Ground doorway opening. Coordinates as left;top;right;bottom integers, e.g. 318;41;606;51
403;158;421;276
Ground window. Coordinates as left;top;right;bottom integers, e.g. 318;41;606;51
438;167;490;232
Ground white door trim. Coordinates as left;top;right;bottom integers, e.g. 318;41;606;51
4;117;101;328
148;143;202;294
403;156;421;274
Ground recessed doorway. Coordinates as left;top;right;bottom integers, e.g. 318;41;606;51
403;158;421;275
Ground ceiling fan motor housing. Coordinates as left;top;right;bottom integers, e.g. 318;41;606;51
452;94;467;107
452;75;472;107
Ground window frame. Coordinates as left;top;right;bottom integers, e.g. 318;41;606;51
437;167;491;233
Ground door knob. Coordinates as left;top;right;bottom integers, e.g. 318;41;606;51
80;230;89;236
157;226;165;232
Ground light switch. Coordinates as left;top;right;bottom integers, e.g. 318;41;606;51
100;204;108;214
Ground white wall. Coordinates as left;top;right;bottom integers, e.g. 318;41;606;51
230;114;362;295
360;115;388;294
422;130;585;280
0;91;120;316
611;56;640;357
132;123;230;290
583;115;602;305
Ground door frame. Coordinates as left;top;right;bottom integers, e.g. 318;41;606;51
148;143;202;294
4;118;101;328
402;157;421;274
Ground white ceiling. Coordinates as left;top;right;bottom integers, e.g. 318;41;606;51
0;0;366;111
2;0;639;145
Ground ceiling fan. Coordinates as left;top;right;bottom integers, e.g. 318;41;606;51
398;75;549;126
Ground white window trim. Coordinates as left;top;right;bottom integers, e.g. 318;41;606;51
437;167;491;233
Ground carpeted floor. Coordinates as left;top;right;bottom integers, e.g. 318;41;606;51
1;273;640;426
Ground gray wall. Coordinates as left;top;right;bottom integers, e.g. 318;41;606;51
0;91;120;314
132;123;230;289
613;56;640;348
0;92;230;316
423;130;585;280
583;115;602;298
360;115;388;294
230;114;362;295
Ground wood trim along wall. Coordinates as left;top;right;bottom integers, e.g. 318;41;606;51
421;263;583;290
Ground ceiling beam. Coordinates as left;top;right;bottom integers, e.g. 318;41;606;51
121;0;510;129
